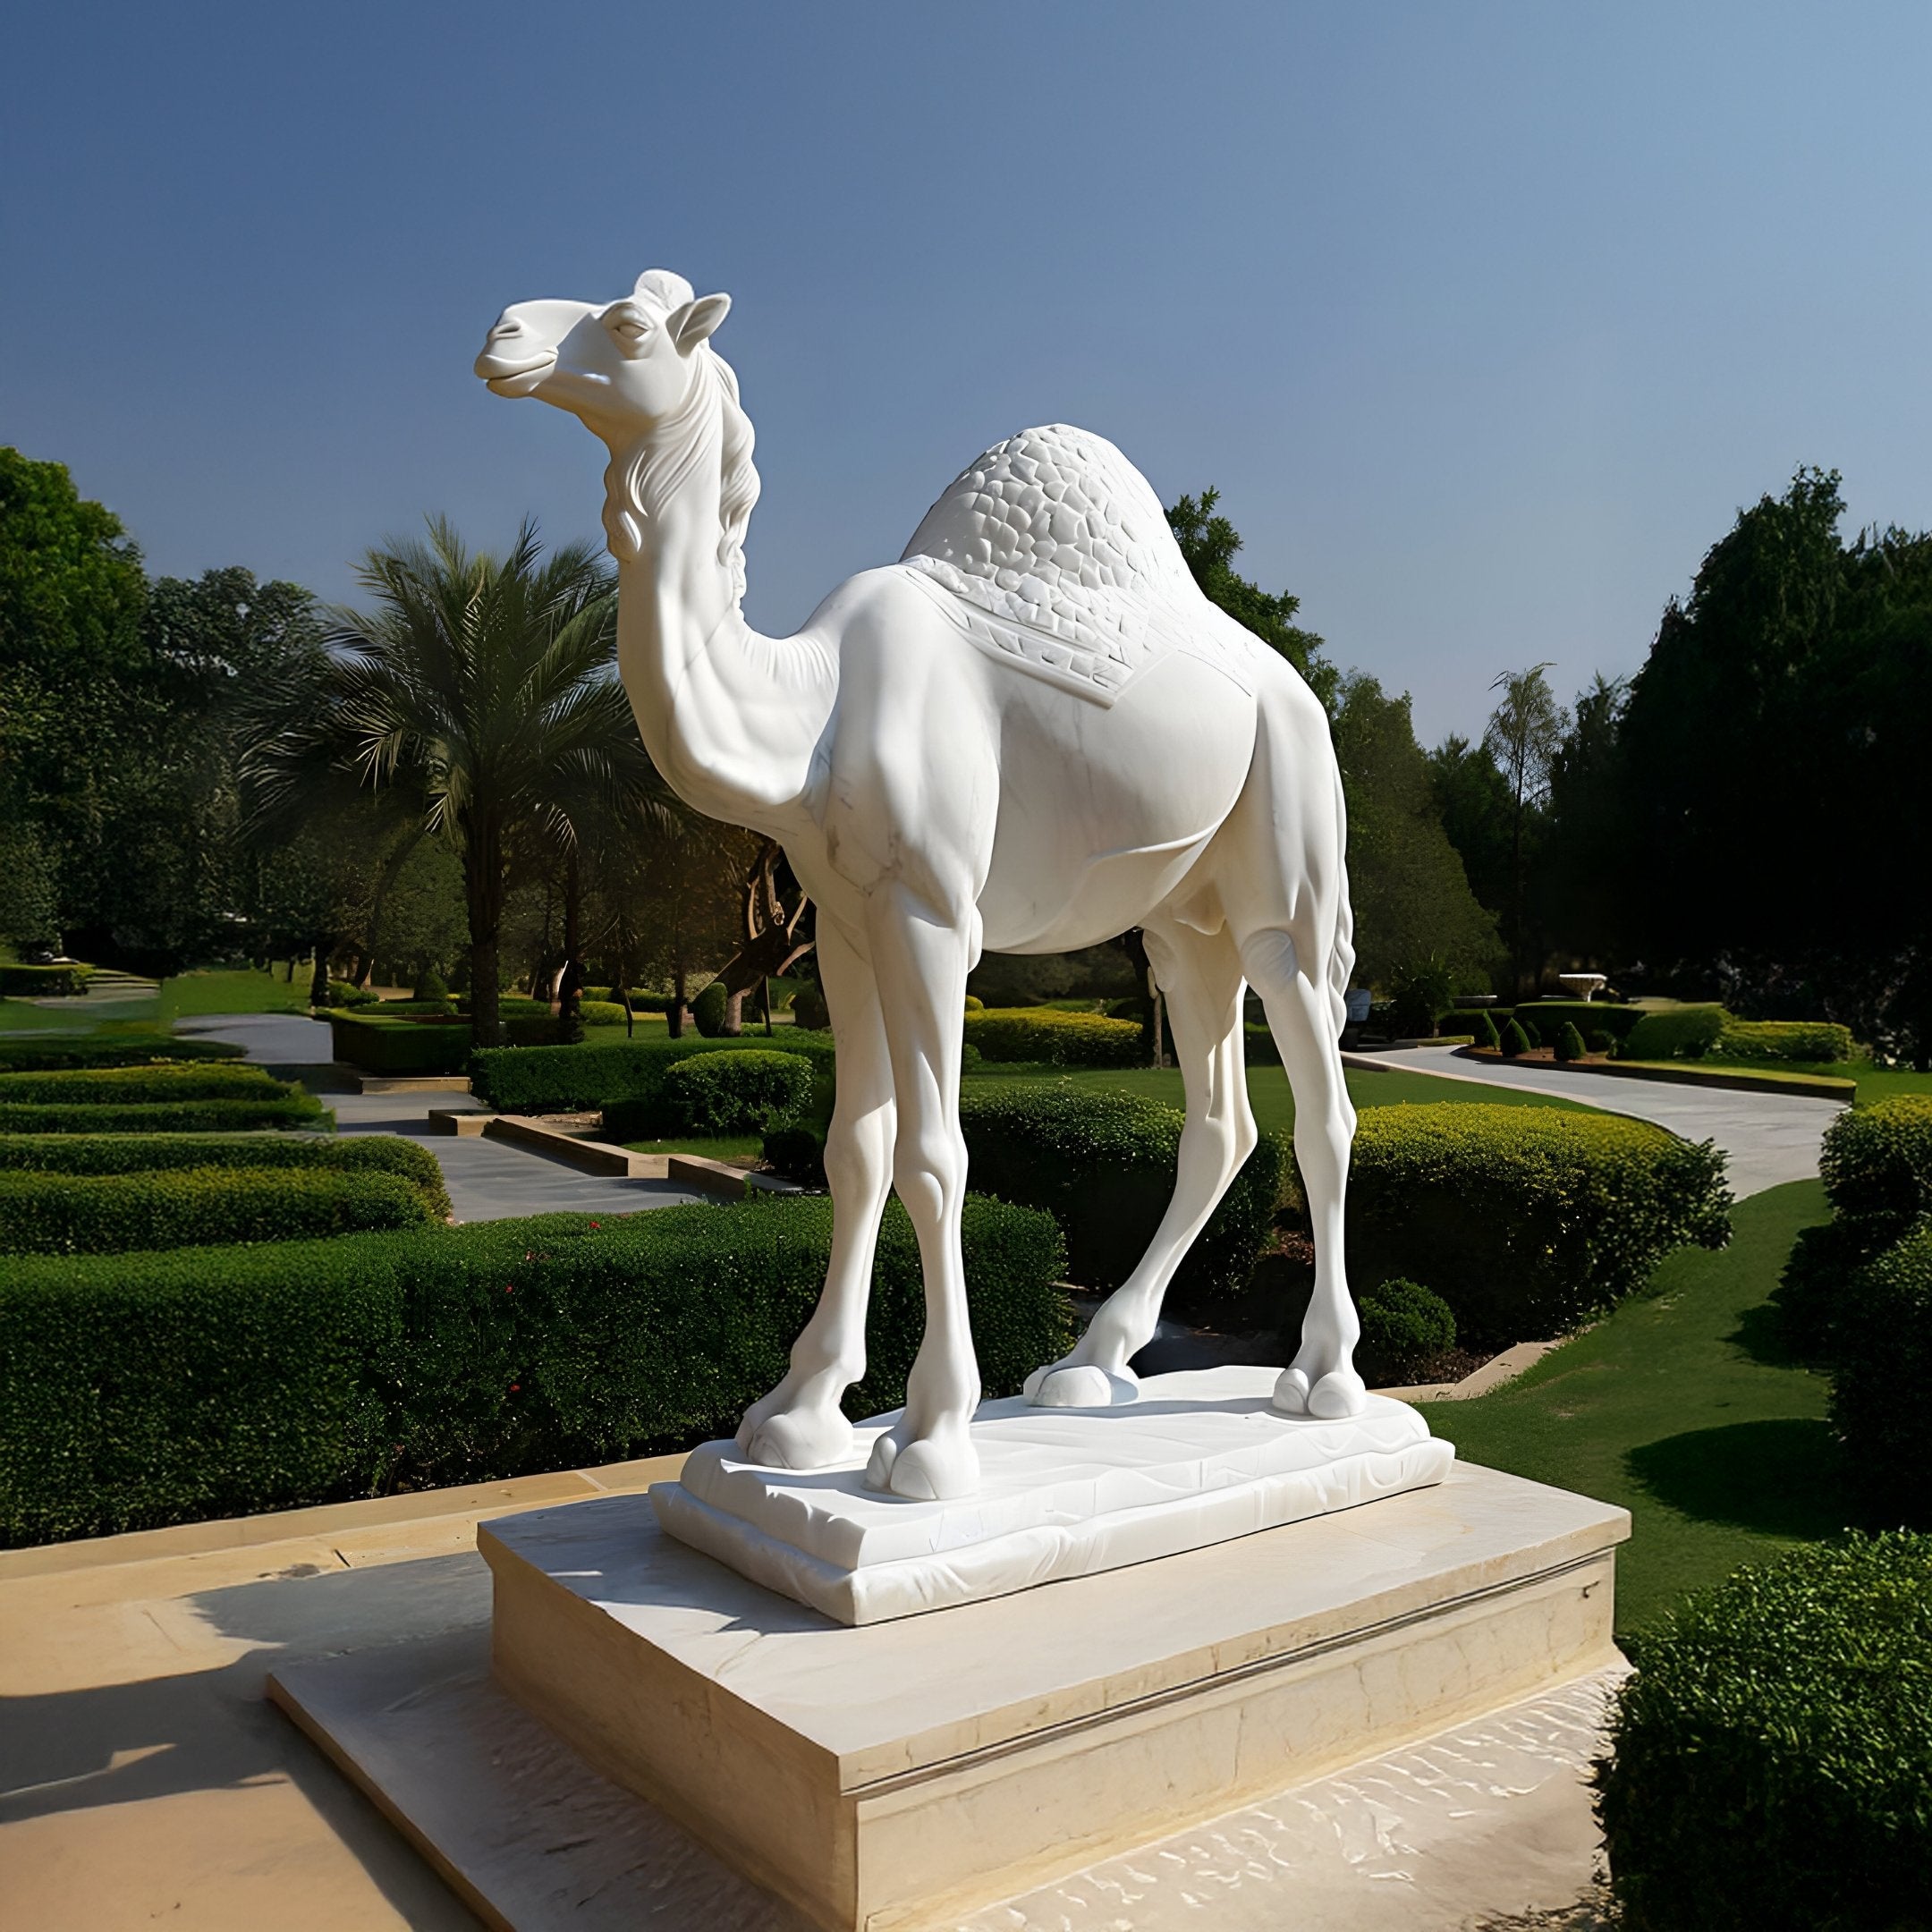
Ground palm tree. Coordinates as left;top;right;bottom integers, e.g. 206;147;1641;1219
251;519;660;1046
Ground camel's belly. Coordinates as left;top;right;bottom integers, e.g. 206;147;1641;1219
976;652;1256;953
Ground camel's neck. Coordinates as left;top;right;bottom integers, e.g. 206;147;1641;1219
603;423;831;834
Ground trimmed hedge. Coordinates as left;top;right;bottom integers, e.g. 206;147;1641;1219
1820;1096;1932;1221
1622;1006;1724;1061
1347;1104;1732;1342
0;1165;436;1255
955;1085;1289;1306
0;1035;244;1072
329;1012;562;1075
1595;1533;1932;1931
1776;1097;1932;1360
1830;1221;1932;1527
1555;1021;1588;1062
0;962;93;996
0;1095;329;1134
1357;1277;1456;1381
658;1050;814;1136
470;1034;837;1115
962;1006;1145;1068
0;1131;450;1218
1716;1017;1855;1063
0;1195;1069;1546
0;1062;293;1105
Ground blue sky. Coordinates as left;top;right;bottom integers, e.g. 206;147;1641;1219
5;3;1928;744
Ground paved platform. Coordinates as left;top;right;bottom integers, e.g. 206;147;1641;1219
175;1015;710;1224
1358;1043;1842;1196
1;1463;1620;1932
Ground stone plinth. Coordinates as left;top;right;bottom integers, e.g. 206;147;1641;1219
481;1462;1628;1932
656;1367;1453;1623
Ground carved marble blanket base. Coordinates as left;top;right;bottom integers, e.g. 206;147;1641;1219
650;1366;1454;1625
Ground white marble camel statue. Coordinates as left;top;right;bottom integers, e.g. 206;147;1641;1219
476;270;1363;1501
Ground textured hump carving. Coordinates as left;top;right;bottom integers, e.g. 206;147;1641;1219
900;424;1256;704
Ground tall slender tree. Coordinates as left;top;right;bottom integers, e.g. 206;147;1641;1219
1483;664;1568;991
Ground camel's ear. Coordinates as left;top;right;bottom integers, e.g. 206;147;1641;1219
669;292;731;354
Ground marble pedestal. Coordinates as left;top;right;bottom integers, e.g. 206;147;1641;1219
654;1367;1454;1624
479;1462;1628;1932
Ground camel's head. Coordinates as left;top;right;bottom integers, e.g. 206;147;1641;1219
474;269;731;444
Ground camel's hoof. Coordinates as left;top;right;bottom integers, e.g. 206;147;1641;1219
1030;1363;1139;1410
886;1435;980;1501
864;1432;900;1490
1272;1366;1368;1419
736;1405;853;1471
1307;1368;1368;1419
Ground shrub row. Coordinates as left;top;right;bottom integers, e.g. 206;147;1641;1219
470;1033;837;1114
649;1050;814;1138
0;1165;436;1256
1716;1017;1855;1063
0;1131;450;1217
0;963;92;996
0;1195;1070;1546
1776;1097;1932;1360
1347;1104;1733;1342
1622;1006;1726;1061
0;1096;330;1134
0;1062;293;1105
955;1085;1291;1307
327;1012;564;1075
0;1034;243;1072
1830;1221;1932;1528
962;1007;1146;1068
1595;1533;1932;1932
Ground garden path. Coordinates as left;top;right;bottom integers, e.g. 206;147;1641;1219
1357;1045;1842;1196
174;1013;708;1224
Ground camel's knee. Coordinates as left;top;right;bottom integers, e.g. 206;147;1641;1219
892;1118;968;1227
824;1104;893;1203
1238;928;1301;1000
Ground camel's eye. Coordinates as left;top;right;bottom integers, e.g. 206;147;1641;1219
606;306;653;350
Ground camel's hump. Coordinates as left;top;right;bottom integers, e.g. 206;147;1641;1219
901;424;1193;610
897;425;1265;706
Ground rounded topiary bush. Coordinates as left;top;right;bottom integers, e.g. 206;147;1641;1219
1623;1005;1725;1061
691;980;730;1038
1820;1096;1932;1221
658;1048;815;1137
1830;1220;1932;1527
1347;1103;1731;1341
789;983;829;1030
762;1123;827;1187
1472;1010;1502;1051
1555;1021;1588;1062
1499;1018;1532;1058
1355;1277;1455;1380
1595;1533;1932;1932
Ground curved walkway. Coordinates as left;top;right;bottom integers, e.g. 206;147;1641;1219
175;1013;708;1224
1354;1044;1843;1197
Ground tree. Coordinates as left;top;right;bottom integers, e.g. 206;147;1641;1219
1427;733;1515;925
1331;674;1501;986
1539;673;1629;965
1166;488;1339;709
0;449;148;952
253;520;659;1046
1482;664;1568;992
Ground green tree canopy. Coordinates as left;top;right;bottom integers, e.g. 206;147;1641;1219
1166;487;1338;709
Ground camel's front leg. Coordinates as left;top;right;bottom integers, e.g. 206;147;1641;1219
735;917;894;1470
861;883;981;1501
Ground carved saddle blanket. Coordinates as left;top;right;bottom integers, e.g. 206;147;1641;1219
899;423;1269;708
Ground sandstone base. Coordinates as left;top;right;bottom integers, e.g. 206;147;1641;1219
470;1461;1626;1931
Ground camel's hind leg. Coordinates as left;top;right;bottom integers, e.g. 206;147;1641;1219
1027;919;1256;1409
1239;923;1365;1418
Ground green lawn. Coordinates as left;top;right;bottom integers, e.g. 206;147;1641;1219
1420;1179;1844;1637
155;968;313;1021
1713;1055;1932;1104
621;1132;764;1163
962;1061;1587;1142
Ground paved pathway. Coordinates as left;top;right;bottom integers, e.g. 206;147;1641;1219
1356;1044;1843;1196
175;1014;708;1224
